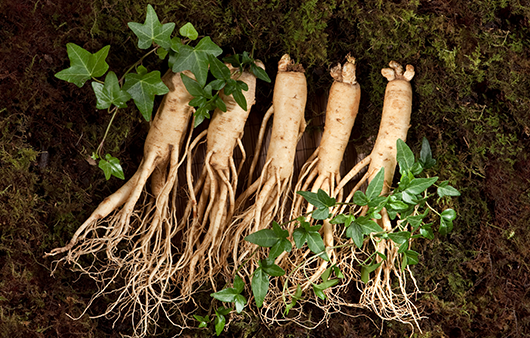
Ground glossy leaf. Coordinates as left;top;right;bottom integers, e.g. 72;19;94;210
252;268;269;308
366;168;385;200
172;36;223;86
405;177;439;195
397;139;414;174
98;154;124;180
245;229;280;247
91;71;131;109
128;4;174;50
420;137;437;169
55;43;110;87
179;22;198;40
123;67;169;121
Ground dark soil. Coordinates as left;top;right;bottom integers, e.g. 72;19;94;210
1;0;529;337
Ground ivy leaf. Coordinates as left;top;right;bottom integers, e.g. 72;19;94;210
366;168;385;200
172;36;223;86
269;238;292;259
123;67;169;121
55;43;110;88
98;154;124;180
284;284;302;315
353;191;369;206
181;73;208;98
397;139;415;174
312;207;330;220
388;231;411;245
346;222;364;248
292;227;308;249
405;250;419;265
251;62;271;82
420;223;434;239
439;209;456;235
297;191;325;208
361;261;382;283
307;232;329;261
420;137;437;169
405;177;439;195
437;181;461;197
317;189;336;207
208;54;231;81
260;258;285;277
91;71;131;109
179;22;198;40
234;294;246;314
193;314;210;329
245;229;280;247
214;312;226;336
356;217;384;235
128;4;175;50
252;268;269;308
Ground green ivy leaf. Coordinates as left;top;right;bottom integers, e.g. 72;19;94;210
420;137;437;169
91;71;131;109
208;54;231;81
284;284;302;315
55;43;110;88
214;312;226;336
307;232;329;261
251;62;271;82
297;190;325;208
260;258;285;277
317;189;336;207
420;223;434;239
128;4;175;50
356;217;384;235
405;177;439;195
353;190;369;206
245;229;280;247
405;250;419;265
98;154;124;180
252;268;269;308
172;37;223;86
181;73;209;98
396;139;415;174
437;181;461;197
234;294;246;314
179;22;198;40
292;227;308;249
366;168;385;200
388;231;411;245
232;86;247;111
439;208;456;235
123;67;169;121
312;207;330;220
193;314;210;329
346;222;364;248
361;261;382;283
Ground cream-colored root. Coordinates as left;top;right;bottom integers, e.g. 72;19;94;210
46;70;196;336
264;56;365;325
174;64;259;297
356;61;423;331
223;55;307;281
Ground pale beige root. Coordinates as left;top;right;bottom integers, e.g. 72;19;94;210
357;61;423;330
262;56;366;325
174;64;260;297
222;55;307;279
45;70;196;336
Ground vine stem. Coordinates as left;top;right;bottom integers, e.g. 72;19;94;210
96;106;118;157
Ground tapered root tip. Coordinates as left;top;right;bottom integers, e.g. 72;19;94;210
382;61;415;82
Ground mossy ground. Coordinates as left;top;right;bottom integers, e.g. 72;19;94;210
1;0;529;337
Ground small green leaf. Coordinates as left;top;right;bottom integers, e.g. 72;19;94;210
157;47;168;60
333;265;344;278
214;313;225;336
441;208;457;221
312;207;330;220
321;267;332;282
211;288;238;303
128;4;175;50
353;190;369;206
317;189;336;207
396;139;415;174
193;106;210;127
366;168;385;200
272;221;289;238
346;222;364;248
292;227;308;249
179;22;198;40
251;62;271;82
208;54;231;80
260;258;285;277
420;223;434;239
406;212;427;229
388;231;411;245
123;69;169;121
91;71;131;109
437;182;461;197
307;232;329;261
172;36;223;86
284;284;302;315
232;87;247;111
361;262;382;283
356;217;384;235
245;229;280;247
55;43;110;88
420;137;437;169
193;314;210;329
269;238;292;259
181;73;208;98
98;154;124;180
405;177;439;195
233;275;244;293
313;284;326;300
297;191;325;208
252;268;269;308
405;250;419;265
234;294;246;314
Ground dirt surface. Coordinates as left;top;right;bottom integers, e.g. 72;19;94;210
1;0;530;337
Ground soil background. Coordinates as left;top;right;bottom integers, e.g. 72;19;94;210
1;0;530;337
